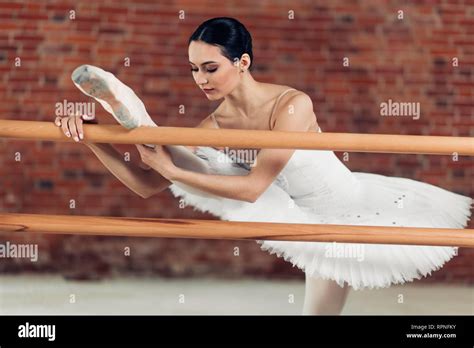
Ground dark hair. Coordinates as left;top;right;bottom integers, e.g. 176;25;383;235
188;17;253;71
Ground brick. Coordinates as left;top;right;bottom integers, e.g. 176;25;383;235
98;6;129;15
17;13;49;20
0;2;24;10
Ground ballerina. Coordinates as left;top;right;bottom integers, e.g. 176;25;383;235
55;17;473;315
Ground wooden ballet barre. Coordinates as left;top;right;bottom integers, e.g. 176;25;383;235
0;119;472;155
0;213;472;247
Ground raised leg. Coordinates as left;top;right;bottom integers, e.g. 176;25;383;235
302;271;350;315
72;64;213;175
72;64;143;129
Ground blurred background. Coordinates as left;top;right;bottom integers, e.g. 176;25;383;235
0;0;472;314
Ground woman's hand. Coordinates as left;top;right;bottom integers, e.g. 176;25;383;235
54;114;97;142
135;144;177;180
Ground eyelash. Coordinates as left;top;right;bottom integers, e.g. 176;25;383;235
190;68;217;73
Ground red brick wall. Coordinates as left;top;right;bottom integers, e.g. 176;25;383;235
0;0;472;284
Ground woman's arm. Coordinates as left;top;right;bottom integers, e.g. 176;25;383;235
58;113;218;199
170;168;254;202
169;93;317;203
85;142;171;199
55;114;175;199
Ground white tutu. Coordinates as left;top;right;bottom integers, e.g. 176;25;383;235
169;134;473;290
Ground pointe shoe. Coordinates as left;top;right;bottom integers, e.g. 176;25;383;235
71;64;214;177
71;64;157;130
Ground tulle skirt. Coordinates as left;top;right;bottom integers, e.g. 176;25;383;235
168;147;473;290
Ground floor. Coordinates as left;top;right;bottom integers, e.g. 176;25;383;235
0;274;472;315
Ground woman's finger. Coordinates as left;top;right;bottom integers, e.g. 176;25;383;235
54;116;62;127
61;116;71;138
75;115;84;140
135;144;144;158
68;116;79;142
136;144;146;154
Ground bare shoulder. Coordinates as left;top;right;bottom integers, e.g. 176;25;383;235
261;83;299;96
267;84;314;111
271;87;318;130
277;85;311;104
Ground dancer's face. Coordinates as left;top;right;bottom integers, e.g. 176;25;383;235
188;40;242;100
